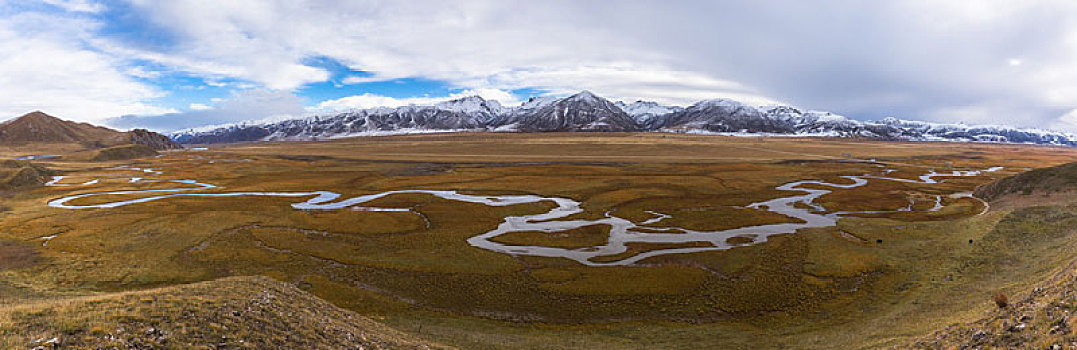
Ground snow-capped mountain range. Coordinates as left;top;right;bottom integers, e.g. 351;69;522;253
171;91;1077;146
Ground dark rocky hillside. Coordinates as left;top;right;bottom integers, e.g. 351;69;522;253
127;128;181;150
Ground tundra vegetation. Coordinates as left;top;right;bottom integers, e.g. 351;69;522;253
1;133;1076;349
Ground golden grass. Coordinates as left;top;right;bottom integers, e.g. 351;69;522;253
490;224;611;249
0;276;443;349
4;134;1077;348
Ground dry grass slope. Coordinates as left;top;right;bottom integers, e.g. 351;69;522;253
976;162;1077;201
911;208;1077;349
0;276;445;349
912;161;1077;349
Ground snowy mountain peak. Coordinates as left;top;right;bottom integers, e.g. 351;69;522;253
435;96;502;114
518;96;560;110
491;90;639;132
568;90;601;102
171;90;1077;146
693;98;750;110
879;116;902;125
614;101;683;128
616;101;681;116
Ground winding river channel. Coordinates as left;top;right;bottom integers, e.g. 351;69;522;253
43;159;1003;266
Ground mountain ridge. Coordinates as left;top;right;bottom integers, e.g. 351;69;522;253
170;92;1077;146
0;111;180;150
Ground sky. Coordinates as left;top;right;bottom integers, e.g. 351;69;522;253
3;0;1077;132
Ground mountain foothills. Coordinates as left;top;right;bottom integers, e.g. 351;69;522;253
171;91;1077;145
0;111;179;150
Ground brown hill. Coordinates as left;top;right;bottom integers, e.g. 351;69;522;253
0;111;122;145
0;159;55;190
89;144;158;161
974;162;1077;201
0;111;179;150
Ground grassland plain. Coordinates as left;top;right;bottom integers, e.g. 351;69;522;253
2;133;1077;349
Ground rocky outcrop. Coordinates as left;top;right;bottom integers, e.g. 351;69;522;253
126;128;180;150
0;159;55;190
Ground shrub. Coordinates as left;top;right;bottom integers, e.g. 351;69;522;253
993;292;1009;308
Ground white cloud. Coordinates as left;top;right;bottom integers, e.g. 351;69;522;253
108;0;1077;129
0;11;173;122
314;88;520;112
126;66;162;79
107;89;306;131
116;1;778;107
40;0;104;13
474;65;779;107
1050;109;1077;132
9;0;1077;130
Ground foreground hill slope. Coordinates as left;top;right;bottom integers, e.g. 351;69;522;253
0;276;443;349
975;162;1077;201
0;111;179;150
913;255;1077;349
912;161;1077;349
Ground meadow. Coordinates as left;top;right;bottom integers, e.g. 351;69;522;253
2;132;1077;349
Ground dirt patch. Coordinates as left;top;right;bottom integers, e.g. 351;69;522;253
277;154;335;162
0;240;38;270
381;163;453;176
